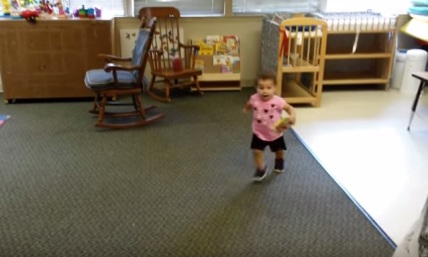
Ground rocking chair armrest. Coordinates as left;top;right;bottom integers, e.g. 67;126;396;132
149;49;164;57
178;42;200;51
104;63;140;72
98;54;132;63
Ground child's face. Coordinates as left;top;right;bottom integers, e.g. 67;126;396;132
256;79;276;101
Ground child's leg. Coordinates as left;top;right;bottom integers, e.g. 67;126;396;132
275;149;284;160
274;150;285;173
253;149;265;171
269;136;287;173
251;134;269;181
253;149;268;181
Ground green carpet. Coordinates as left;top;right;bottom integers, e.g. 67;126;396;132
0;90;394;257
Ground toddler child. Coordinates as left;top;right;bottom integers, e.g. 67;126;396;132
243;72;296;181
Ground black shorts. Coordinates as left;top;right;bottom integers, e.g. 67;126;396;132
251;134;287;152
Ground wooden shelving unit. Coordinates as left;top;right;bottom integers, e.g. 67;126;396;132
323;28;396;89
192;35;241;91
275;17;328;107
261;13;396;106
0;19;112;102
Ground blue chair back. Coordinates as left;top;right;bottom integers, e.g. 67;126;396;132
131;28;150;80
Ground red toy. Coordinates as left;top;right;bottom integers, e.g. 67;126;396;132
21;10;39;23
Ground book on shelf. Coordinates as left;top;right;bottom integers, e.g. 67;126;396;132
195;40;214;55
194;35;240;56
221;35;240;56
206;35;220;45
194;59;204;72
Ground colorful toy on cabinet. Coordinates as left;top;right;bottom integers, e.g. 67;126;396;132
73;5;100;18
21;9;38;22
86;7;95;18
54;0;66;15
11;0;20;10
1;0;21;17
39;0;54;14
1;0;12;15
77;5;86;17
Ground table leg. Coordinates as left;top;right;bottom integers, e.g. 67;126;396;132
408;80;426;131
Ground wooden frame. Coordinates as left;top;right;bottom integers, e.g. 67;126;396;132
276;17;328;107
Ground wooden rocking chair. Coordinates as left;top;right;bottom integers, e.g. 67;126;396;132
139;7;203;102
84;17;165;129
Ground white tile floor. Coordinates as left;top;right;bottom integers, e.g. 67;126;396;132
292;88;428;245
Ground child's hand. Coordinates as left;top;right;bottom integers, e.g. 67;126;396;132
275;124;289;133
242;103;251;113
288;116;296;125
273;116;290;132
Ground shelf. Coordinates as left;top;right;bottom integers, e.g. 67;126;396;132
325;33;394;58
281;80;317;105
197;80;241;91
323;72;389;85
325;53;392;59
286;29;324;38
198;73;240;82
327;29;395;34
196;73;241;91
281;58;320;73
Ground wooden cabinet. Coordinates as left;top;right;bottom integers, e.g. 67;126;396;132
262;13;397;107
323;30;396;88
0;19;112;102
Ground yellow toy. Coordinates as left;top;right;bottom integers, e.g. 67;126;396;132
273;110;290;131
2;0;12;15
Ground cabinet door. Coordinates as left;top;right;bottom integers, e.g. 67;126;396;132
0;20;112;100
85;21;112;70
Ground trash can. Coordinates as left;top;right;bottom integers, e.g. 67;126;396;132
400;49;428;94
391;49;407;89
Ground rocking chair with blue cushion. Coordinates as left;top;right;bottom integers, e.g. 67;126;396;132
84;17;165;129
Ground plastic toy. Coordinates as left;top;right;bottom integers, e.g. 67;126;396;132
274;116;289;130
21;9;38;22
273;110;290;131
1;0;11;15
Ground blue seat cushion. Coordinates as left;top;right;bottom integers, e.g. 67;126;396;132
84;69;138;91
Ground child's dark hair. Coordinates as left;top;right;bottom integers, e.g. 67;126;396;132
256;71;277;86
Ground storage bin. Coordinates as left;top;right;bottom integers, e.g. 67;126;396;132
391;49;407;89
400;49;428;94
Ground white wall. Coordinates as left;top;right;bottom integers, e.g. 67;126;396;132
323;0;410;14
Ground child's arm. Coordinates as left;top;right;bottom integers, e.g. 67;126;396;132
273;102;296;131
242;101;252;113
283;102;296;125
